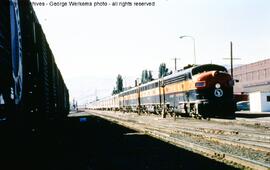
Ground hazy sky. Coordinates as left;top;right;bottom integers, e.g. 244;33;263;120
31;0;270;103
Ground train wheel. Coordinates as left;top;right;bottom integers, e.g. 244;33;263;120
190;103;202;119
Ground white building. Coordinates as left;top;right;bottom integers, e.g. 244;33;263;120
249;91;270;112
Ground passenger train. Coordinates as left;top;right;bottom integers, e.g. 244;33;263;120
88;64;236;118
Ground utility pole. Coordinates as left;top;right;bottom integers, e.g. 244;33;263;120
95;89;98;101
172;58;181;71
230;41;233;79
223;41;241;79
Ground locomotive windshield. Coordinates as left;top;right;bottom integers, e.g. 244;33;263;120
191;64;227;75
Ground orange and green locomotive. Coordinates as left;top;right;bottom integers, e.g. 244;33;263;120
89;64;236;118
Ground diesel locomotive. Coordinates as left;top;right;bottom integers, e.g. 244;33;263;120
0;0;69;126
88;64;236;118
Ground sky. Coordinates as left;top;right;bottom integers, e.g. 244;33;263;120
31;0;270;104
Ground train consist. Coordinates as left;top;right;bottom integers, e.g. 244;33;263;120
88;64;236;118
0;0;69;125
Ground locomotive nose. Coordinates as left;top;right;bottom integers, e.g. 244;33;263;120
212;71;233;88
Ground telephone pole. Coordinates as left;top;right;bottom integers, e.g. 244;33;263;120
230;42;233;78
223;41;241;79
95;89;98;101
171;57;181;71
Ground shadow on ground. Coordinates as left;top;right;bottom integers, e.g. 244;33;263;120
0;115;240;170
236;112;270;118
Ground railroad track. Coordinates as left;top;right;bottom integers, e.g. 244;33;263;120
74;110;270;170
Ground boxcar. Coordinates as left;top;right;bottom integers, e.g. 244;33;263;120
0;0;69;127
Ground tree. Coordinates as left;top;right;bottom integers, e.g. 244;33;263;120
141;70;147;84
112;74;123;94
148;70;153;81
112;87;117;95
141;70;153;84
159;63;171;78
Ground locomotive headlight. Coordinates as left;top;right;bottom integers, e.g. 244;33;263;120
215;83;221;89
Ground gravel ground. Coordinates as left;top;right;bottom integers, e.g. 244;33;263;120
80;110;270;170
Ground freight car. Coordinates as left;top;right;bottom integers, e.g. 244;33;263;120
88;64;236;118
0;0;69;126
